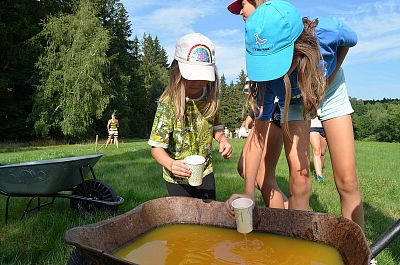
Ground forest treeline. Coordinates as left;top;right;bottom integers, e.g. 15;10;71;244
1;0;168;141
1;0;399;143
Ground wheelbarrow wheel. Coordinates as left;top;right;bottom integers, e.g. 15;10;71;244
66;248;93;265
70;179;118;215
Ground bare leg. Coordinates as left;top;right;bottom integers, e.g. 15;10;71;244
114;136;119;148
320;135;328;169
258;124;287;208
105;136;112;148
284;120;311;211
242;120;269;199
322;115;364;229
237;122;287;208
310;131;323;177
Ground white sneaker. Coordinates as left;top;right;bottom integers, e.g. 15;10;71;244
370;258;377;265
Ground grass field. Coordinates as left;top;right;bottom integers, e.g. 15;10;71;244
0;139;399;264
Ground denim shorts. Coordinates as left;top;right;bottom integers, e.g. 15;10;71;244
319;68;354;121
310;127;326;137
254;70;305;122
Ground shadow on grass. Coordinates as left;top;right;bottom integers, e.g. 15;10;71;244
0;147;42;154
121;138;150;143
364;202;400;261
276;175;329;213
277;175;399;261
95;149;168;212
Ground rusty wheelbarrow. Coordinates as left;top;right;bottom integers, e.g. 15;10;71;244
64;197;399;265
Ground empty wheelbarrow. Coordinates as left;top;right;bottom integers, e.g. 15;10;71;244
0;154;124;223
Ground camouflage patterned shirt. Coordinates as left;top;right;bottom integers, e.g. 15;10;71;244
148;91;223;184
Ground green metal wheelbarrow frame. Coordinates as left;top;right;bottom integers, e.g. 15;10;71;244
0;154;124;223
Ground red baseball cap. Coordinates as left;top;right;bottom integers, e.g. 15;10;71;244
227;0;242;15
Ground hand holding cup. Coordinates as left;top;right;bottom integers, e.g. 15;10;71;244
231;197;254;234
183;155;205;186
170;160;191;179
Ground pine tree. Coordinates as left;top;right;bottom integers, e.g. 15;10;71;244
220;72;246;131
99;1;135;137
31;1;111;137
0;0;64;140
137;34;168;137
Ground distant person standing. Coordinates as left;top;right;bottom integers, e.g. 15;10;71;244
310;114;327;182
224;127;230;138
106;112;119;149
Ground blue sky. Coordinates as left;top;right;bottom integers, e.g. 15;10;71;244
121;0;400;100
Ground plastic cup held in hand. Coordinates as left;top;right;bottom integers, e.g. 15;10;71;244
184;155;205;186
231;198;254;234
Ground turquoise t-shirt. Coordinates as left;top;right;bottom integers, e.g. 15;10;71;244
315;16;358;78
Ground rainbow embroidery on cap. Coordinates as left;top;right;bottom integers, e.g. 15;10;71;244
187;44;212;63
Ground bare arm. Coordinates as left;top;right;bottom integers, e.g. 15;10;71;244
107;120;111;130
213;129;232;159
151;147;191;178
327;46;349;85
213;129;227;144
242;115;254;130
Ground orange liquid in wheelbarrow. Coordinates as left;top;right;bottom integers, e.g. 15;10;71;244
114;224;344;265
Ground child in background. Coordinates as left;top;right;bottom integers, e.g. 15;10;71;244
148;33;232;200
105;112;119;149
310;114;327;182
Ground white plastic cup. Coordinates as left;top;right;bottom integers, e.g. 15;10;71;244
231;198;254;234
184;155;206;186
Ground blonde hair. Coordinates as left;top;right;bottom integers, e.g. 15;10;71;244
247;17;326;140
158;60;220;122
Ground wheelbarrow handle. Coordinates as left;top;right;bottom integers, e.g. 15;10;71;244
370;219;400;258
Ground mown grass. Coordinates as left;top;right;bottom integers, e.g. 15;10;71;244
0;139;399;264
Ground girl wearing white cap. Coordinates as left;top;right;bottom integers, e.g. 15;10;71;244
148;33;232;200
